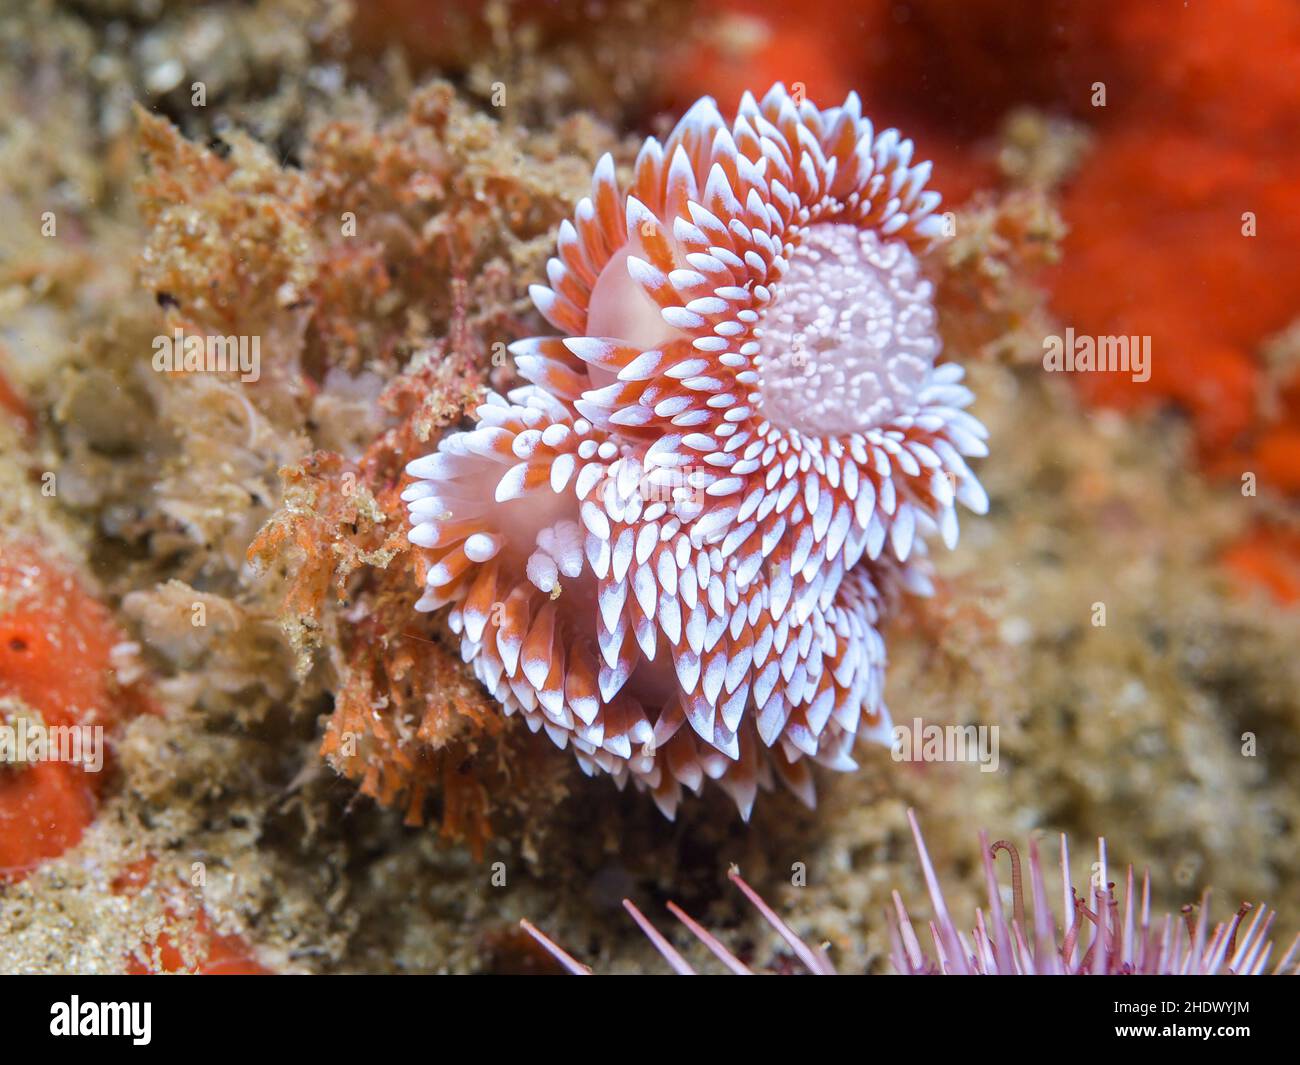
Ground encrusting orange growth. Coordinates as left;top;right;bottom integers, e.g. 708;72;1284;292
0;742;97;882
113;858;270;975
1049;2;1300;602
0;356;33;436
1221;525;1300;606
0;542;153;879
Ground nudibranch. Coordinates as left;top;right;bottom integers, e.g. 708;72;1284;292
403;85;988;819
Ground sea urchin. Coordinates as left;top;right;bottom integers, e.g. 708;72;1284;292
403;86;988;818
522;811;1300;976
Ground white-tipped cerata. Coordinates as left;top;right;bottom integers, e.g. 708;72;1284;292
404;85;987;818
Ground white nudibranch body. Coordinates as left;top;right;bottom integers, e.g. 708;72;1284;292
403;85;989;819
